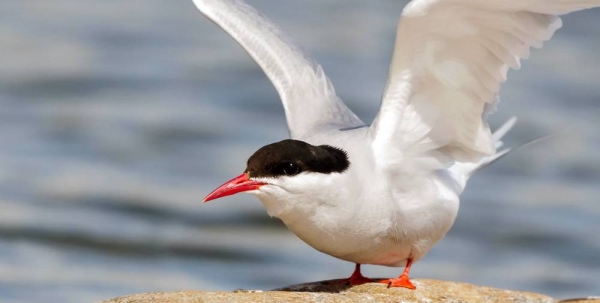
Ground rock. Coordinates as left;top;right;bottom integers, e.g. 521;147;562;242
101;279;557;303
558;298;600;303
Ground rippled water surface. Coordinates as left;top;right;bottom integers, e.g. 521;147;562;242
1;1;600;302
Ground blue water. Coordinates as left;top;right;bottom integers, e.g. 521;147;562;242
1;1;600;302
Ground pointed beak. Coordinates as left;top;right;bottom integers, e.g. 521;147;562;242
203;173;267;202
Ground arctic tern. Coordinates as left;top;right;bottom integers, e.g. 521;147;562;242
194;0;600;289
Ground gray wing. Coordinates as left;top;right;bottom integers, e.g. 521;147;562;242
193;0;364;139
369;0;600;170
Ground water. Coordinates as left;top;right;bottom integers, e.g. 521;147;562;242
1;1;599;302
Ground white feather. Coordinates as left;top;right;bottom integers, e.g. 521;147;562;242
370;0;600;167
192;0;364;139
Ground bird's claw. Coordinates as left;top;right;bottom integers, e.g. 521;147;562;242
330;275;374;286
379;275;416;289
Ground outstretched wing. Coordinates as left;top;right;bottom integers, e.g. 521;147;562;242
370;0;600;168
193;0;364;139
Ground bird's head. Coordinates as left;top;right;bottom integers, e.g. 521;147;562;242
203;139;350;217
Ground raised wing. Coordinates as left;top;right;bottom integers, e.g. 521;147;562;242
192;0;364;139
370;0;600;166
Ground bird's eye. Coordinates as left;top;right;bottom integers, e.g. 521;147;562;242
281;162;300;176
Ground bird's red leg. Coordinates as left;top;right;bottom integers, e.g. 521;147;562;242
331;263;374;285
379;259;416;289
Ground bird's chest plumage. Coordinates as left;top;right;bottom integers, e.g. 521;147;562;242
264;171;460;267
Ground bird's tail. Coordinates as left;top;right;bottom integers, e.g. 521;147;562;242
450;117;517;181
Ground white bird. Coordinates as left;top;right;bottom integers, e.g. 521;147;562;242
194;0;600;289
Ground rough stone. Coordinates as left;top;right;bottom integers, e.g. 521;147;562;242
100;279;558;303
557;298;600;303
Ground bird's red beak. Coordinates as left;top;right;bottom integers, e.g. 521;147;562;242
203;173;266;202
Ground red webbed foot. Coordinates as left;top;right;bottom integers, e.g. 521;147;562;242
379;258;417;289
330;263;374;286
379;274;416;289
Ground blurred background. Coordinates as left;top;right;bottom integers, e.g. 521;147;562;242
1;0;600;302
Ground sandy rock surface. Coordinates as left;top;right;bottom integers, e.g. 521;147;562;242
101;279;562;303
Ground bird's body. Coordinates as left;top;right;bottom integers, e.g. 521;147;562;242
194;0;600;288
256;129;460;267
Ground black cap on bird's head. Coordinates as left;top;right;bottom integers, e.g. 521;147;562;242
203;139;350;202
246;139;350;178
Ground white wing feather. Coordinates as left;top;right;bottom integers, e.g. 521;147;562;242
192;0;364;139
370;0;600;167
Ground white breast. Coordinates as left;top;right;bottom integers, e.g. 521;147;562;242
255;131;461;267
